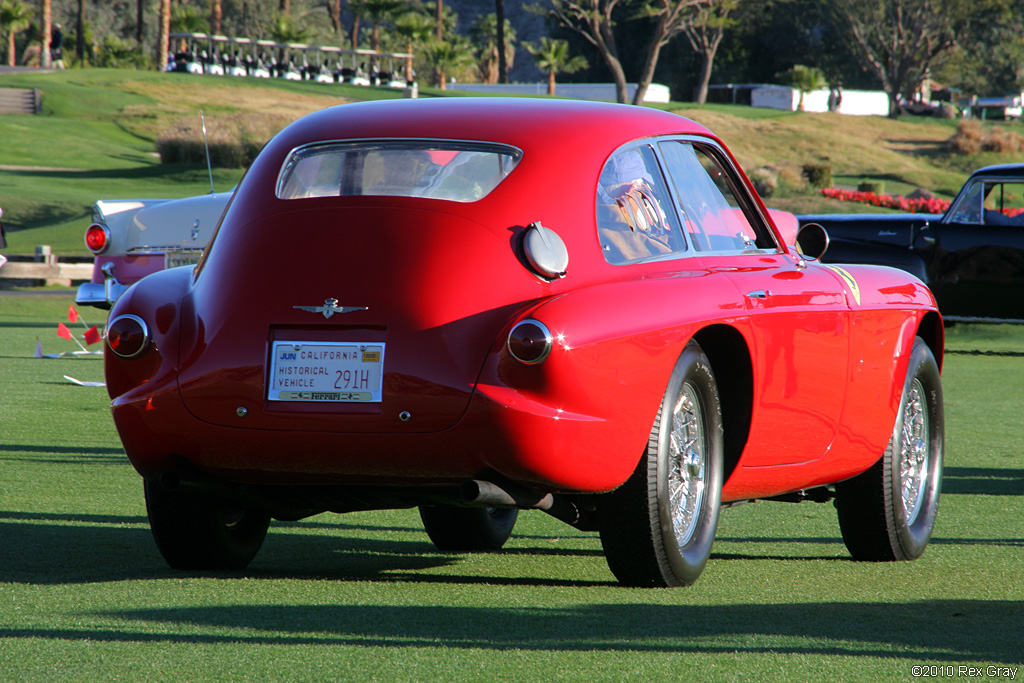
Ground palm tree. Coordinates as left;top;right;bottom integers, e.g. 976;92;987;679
157;0;168;70
777;64;827;112
361;0;404;52
392;10;433;82
470;13;515;84
39;0;51;68
0;0;32;67
424;36;473;89
525;37;586;96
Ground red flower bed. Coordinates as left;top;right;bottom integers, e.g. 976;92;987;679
821;188;951;214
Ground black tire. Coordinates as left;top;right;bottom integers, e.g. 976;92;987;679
835;337;943;561
597;340;724;587
144;479;271;570
419;506;518;551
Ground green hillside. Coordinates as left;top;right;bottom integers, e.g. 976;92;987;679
0;67;1016;256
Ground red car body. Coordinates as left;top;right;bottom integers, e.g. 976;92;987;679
105;98;945;586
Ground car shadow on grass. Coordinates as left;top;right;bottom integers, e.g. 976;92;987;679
4;600;1019;664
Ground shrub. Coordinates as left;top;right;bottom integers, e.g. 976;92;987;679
95;35;151;69
857;180;885;195
948;120;1024;155
749;166;777;198
802;162;832;189
155;113;292;168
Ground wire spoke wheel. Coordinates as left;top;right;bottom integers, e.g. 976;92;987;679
598;340;724;587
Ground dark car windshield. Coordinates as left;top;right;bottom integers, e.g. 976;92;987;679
277;140;522;202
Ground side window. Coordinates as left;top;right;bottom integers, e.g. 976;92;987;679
596;145;686;264
982;181;1024;226
659;140;765;252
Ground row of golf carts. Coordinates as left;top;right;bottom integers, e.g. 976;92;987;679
167;32;413;88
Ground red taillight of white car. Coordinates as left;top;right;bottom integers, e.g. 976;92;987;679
107;314;151;359
85;223;110;254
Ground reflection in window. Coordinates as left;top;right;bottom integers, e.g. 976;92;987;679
277;141;522;202
596;145;686;264
659;141;761;252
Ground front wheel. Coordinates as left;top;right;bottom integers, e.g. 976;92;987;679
419;506;518;552
144;479;271;570
835;337;943;561
597;340;724;587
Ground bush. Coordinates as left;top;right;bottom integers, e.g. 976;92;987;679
748;164;808;199
802;162;832;189
857;180;885;195
948;120;1024;155
155;113;292;168
95;35;151;69
749;167;777;198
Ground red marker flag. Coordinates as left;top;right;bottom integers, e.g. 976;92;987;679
57;322;73;341
83;325;101;346
68;305;79;323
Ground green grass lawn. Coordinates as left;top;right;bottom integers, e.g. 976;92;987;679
1;295;1021;682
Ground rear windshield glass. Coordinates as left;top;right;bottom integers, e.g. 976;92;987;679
277;140;522;202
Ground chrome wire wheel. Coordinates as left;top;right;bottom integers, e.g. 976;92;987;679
597;339;723;587
899;379;929;525
666;383;707;548
835;336;943;562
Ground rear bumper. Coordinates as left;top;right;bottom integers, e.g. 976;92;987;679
112;375;641;495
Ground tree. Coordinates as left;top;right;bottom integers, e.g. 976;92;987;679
157;0;169;71
776;63;827;111
546;0;706;105
681;0;738;104
831;0;968;118
495;0;508;82
0;0;32;67
392;9;432;81
545;0;630;103
211;0;222;35
526;36;586;95
631;0;708;104
393;9;433;82
470;13;516;84
75;0;85;62
39;0;50;68
360;0;405;53
136;0;143;44
423;36;473;89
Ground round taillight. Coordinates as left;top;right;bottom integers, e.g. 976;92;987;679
107;314;150;359
85;223;110;254
507;319;553;365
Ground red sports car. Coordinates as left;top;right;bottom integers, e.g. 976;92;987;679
104;98;944;587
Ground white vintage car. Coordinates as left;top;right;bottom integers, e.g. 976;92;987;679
76;190;233;308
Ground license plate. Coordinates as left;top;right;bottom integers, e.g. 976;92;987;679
165;250;204;269
268;342;385;402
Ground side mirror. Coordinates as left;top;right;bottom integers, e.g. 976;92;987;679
796;222;829;261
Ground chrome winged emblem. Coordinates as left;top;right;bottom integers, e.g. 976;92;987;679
293;298;368;319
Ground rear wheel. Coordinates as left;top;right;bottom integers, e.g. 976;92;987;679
598;340;724;587
835;337;943;561
144;479;271;570
419;506;518;551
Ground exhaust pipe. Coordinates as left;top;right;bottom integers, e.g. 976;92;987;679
461;479;589;528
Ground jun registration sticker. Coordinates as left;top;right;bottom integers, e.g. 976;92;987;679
268;341;385;402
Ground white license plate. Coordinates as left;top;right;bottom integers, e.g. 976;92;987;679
268;341;385;402
165;250;204;269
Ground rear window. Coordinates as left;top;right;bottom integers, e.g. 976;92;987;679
277;140;522;202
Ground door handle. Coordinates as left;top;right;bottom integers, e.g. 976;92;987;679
745;290;771;299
